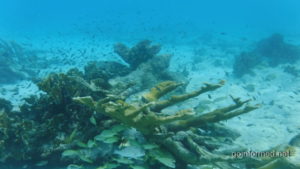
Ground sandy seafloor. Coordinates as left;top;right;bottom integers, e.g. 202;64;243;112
1;32;300;156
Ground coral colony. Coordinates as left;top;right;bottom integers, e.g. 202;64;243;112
0;40;300;169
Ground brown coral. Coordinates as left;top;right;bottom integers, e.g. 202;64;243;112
114;40;161;70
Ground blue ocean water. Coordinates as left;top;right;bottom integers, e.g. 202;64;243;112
0;0;300;169
1;0;300;42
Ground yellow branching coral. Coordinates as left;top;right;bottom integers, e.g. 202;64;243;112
142;81;183;102
74;80;261;166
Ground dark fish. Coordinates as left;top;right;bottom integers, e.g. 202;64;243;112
207;94;212;99
26;83;31;88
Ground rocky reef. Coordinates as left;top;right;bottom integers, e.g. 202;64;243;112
233;52;261;77
84;61;131;84
233;34;300;77
114;40;161;70
113;40;185;92
0;40;299;169
0;40;46;83
0;98;13;112
255;33;300;66
0;70;102;167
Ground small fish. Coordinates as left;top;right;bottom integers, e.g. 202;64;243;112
220;32;227;35
26;83;31;88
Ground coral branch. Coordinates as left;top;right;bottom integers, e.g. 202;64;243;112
75;80;260;166
156;109;194;125
151;80;225;112
142;81;182;102
167;98;260;131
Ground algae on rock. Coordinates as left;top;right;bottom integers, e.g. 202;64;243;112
0;68;118;167
0;98;13;112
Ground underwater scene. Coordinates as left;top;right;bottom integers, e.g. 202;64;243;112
0;0;300;169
